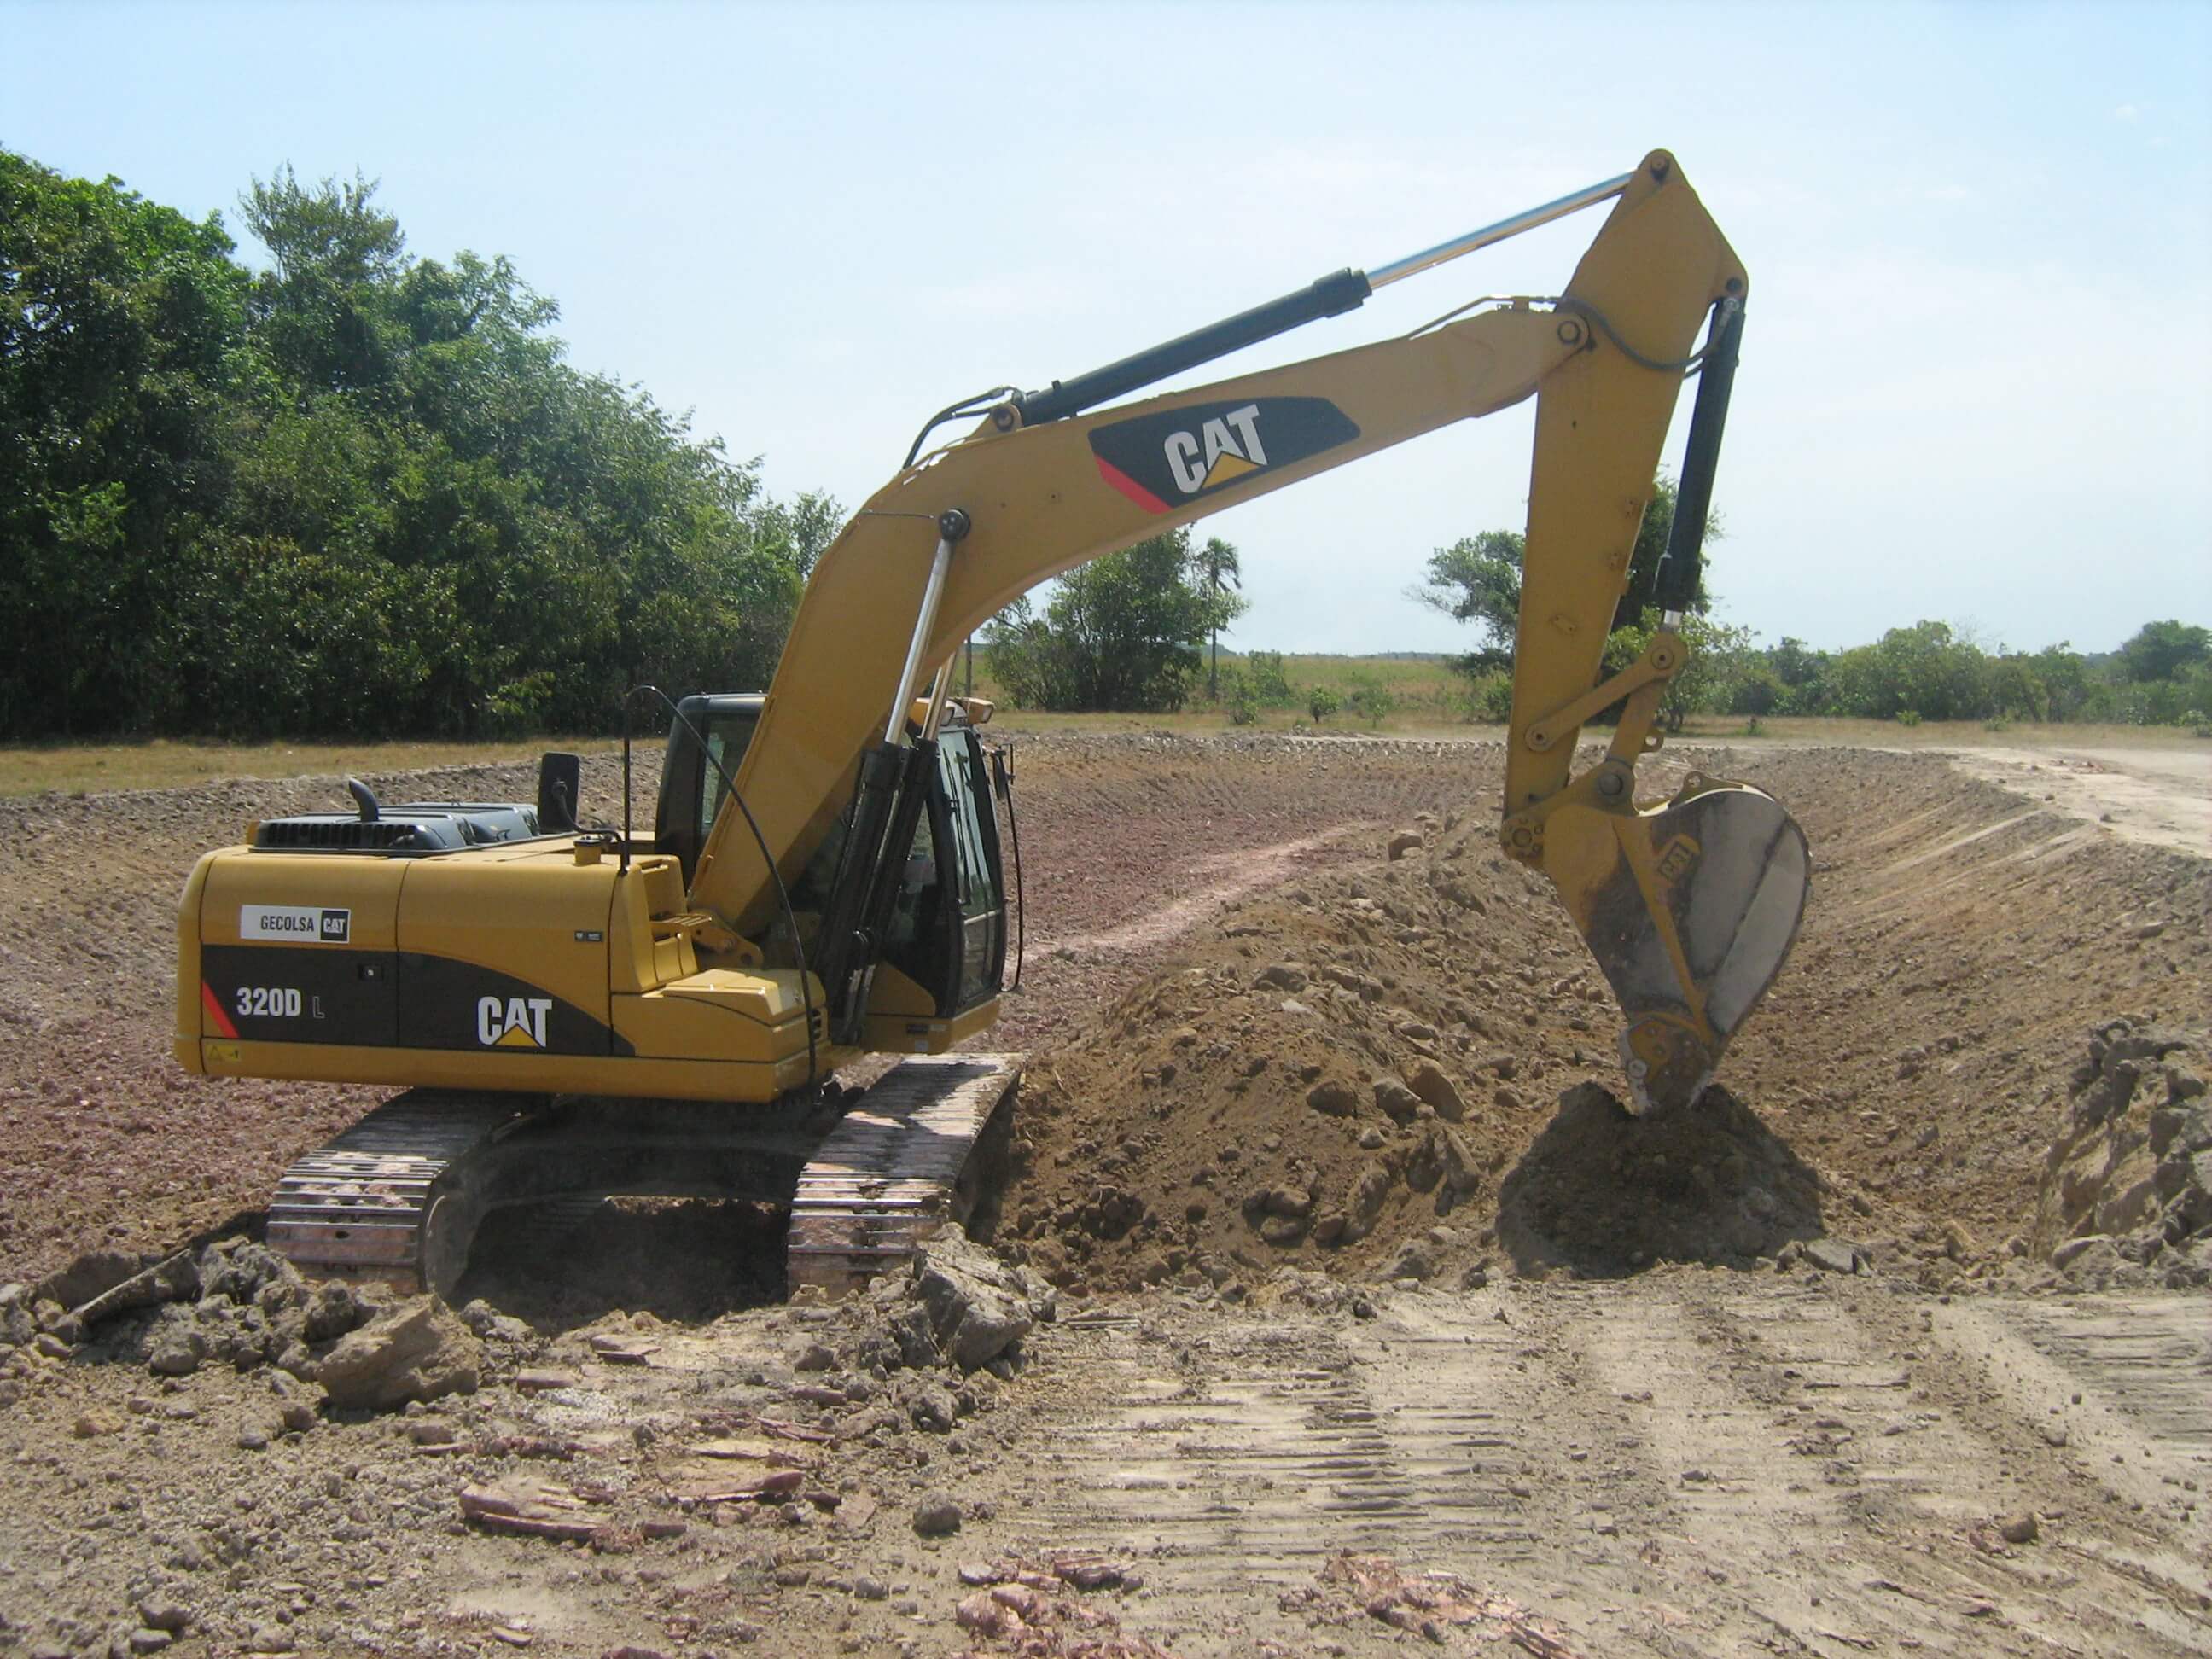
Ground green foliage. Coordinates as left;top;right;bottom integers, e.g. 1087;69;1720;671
1410;528;1524;664
1307;684;1342;723
1342;670;1396;723
2116;620;2211;684
1705;623;2205;730
1466;669;1516;724
1412;474;1717;674
1198;536;1243;700
1724;661;1790;718
0;148;825;738
1895;708;1924;727
985;529;1244;713
1216;666;1260;725
1243;650;1293;705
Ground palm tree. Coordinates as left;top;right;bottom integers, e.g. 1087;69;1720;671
1199;537;1243;700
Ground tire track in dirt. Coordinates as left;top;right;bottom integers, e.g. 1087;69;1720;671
1029;830;1364;962
1014;1279;2212;1657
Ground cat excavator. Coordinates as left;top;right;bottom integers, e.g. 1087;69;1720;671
174;151;1809;1299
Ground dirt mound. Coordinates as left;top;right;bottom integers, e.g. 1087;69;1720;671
1004;809;1620;1294
2033;1017;2210;1289
1496;1081;1825;1276
1004;742;2212;1298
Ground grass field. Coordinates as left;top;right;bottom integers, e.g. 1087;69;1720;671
3;681;2201;798
0;736;621;799
966;651;1472;732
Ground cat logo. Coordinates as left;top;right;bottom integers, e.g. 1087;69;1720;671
1656;835;1702;883
1089;395;1360;514
477;995;555;1049
1164;404;1267;495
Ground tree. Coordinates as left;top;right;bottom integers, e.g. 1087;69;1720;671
0;146;822;740
1198;536;1242;699
757;490;845;579
0;149;248;733
1408;529;1522;673
1409;473;1717;679
986;529;1245;712
2116;620;2211;684
240;166;408;394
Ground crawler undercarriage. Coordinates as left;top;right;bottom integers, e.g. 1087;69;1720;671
265;1056;1020;1300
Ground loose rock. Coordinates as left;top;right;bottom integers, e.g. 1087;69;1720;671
312;1295;482;1412
912;1493;963;1537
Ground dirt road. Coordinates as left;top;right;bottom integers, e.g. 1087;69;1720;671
1;733;2207;1657
1933;742;2209;854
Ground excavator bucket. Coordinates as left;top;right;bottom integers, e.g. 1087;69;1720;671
1540;774;1809;1114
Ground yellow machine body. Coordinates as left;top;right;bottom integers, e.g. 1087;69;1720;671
177;837;990;1100
178;150;1804;1126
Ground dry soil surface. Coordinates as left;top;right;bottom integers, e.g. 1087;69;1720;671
1;734;2209;1659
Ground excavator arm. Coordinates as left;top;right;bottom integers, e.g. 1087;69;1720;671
693;150;1807;1111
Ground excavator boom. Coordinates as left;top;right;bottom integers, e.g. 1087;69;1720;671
691;149;1806;1109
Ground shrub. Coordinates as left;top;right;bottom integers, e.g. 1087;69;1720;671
1307;684;1342;724
1217;665;1260;725
1344;670;1396;723
1896;708;1924;727
1468;670;1515;724
1245;650;1294;705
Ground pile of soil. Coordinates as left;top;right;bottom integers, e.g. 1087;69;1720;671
1001;805;1835;1294
1004;746;2212;1297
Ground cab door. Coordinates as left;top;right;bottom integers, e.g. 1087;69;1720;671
874;730;1005;1020
935;730;1006;1012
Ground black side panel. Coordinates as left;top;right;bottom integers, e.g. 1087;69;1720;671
1088;395;1360;511
200;945;399;1046
396;955;632;1057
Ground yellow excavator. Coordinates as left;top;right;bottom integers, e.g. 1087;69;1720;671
175;151;1808;1298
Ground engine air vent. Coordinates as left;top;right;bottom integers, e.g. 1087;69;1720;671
252;802;543;856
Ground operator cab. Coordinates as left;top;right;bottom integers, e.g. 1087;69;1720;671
655;693;1008;1028
655;693;765;886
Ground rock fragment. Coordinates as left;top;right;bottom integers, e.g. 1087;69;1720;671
313;1295;481;1411
913;1230;1052;1373
1802;1237;1864;1275
1406;1059;1467;1121
1306;1078;1359;1117
912;1493;963;1536
1373;1076;1423;1124
35;1247;143;1313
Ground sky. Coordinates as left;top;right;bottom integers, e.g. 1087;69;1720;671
7;0;2208;658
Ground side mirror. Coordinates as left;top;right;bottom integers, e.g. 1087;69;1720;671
537;751;582;832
